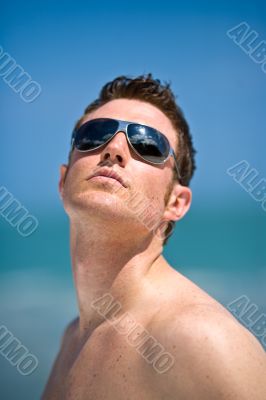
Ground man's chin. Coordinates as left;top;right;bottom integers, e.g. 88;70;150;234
63;191;128;219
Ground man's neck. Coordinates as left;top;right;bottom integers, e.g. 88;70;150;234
69;221;164;340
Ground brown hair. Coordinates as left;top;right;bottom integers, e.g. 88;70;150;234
68;73;196;245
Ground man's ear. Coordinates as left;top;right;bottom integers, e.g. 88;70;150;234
58;164;68;200
163;183;192;222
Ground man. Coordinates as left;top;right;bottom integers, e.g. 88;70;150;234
42;74;266;399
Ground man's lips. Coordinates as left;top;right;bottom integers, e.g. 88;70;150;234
87;167;128;188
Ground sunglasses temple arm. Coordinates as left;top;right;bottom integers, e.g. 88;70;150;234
70;131;76;150
170;149;182;182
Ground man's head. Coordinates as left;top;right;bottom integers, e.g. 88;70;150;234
59;74;196;246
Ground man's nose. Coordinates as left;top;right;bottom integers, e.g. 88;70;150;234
100;131;131;166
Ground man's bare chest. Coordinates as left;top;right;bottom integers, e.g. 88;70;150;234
45;324;157;400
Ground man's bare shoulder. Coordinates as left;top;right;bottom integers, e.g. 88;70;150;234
148;266;266;399
61;317;79;344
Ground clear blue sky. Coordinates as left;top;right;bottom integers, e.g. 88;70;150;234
1;0;266;211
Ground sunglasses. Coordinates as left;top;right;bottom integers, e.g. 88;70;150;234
71;118;181;179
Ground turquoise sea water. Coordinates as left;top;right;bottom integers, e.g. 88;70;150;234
0;206;265;399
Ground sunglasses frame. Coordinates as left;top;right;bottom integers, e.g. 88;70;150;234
71;118;181;180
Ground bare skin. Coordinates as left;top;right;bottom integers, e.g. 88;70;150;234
42;99;266;400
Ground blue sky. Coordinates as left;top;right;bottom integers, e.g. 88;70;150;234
1;0;266;212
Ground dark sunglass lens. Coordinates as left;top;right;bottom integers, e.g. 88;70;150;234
128;124;170;163
74;119;118;151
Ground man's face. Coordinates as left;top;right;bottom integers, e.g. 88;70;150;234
59;99;191;237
